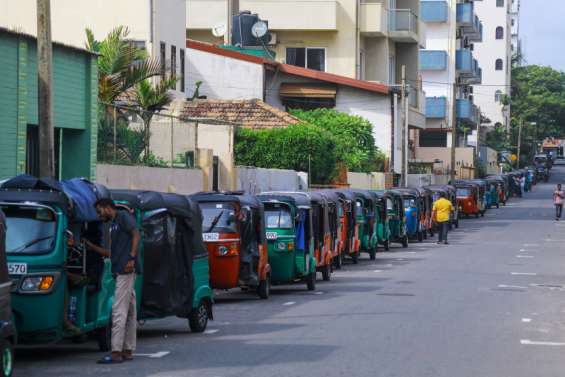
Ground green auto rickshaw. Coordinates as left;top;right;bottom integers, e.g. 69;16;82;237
377;190;408;248
350;190;379;260
369;191;391;251
110;190;214;333
257;192;317;291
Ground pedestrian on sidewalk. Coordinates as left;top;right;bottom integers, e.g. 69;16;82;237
553;184;564;221
86;198;141;364
432;192;454;245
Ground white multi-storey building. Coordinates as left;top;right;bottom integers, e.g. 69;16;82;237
418;0;482;148
472;0;514;129
0;0;188;97
510;0;521;59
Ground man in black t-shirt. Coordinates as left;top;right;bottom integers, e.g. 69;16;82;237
86;198;141;364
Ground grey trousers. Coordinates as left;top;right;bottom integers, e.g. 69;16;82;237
438;221;449;242
112;273;137;352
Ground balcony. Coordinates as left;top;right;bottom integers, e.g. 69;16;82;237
420;50;448;71
389;9;420;43
456;49;473;73
456;99;478;124
241;0;338;30
426;97;447;119
421;1;448;23
360;1;387;36
456;3;474;27
408;86;427;129
460;59;482;84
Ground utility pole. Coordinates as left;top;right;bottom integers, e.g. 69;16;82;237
450;83;457;182
37;0;55;178
400;65;408;187
516;117;523;168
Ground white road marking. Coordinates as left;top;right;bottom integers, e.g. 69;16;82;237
498;284;527;289
516;255;534;258
313;291;324;295
134;351;170;358
204;329;219;334
407;252;417;254
522;318;532;323
521;340;565;346
511;272;537;276
524;244;539;247
282;301;296;306
373;270;383;273
519;249;527;252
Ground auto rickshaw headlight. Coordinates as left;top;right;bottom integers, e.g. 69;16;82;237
20;275;55;292
276;242;286;251
217;246;229;256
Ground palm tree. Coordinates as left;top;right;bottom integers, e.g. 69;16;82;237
132;76;179;159
85;26;161;103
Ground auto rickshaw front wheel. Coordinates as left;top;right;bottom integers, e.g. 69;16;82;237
351;252;359;264
189;301;209;333
384;240;390;251
333;253;343;270
417;231;423;242
257;276;270;299
306;272;316;291
0;341;13;377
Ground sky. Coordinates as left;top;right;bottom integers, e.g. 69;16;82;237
520;0;565;71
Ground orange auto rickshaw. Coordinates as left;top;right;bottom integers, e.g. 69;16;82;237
334;190;360;266
191;192;271;299
308;192;333;281
454;183;481;218
318;190;343;270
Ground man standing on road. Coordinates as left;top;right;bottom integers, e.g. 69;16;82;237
553;184;564;221
432;192;454;245
86;198;141;364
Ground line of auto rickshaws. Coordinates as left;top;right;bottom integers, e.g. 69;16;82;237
0;170;535;375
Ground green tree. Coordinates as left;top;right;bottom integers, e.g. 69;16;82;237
235;124;338;184
289;108;384;172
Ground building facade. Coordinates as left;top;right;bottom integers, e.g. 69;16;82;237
472;0;513;129
0;28;98;180
0;0;188;97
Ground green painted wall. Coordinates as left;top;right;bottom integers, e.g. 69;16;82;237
0;29;98;180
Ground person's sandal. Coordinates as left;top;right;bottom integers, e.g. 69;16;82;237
97;354;123;364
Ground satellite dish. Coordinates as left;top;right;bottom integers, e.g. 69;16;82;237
212;22;227;38
251;21;268;38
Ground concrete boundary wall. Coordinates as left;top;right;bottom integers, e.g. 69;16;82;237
236;166;308;194
347;172;387;190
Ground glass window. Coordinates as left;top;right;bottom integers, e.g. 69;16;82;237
160;42;166;79
456;188;471;197
495;59;503;71
286;47;326;72
171;45;176;79
496;27;504;39
3;205;56;254
265;207;293;229
496;0;504;7
200;202;237;233
495;90;503;102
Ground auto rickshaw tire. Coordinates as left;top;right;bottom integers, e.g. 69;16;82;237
96;322;112;352
384;240;390;251
0;341;13;377
402;236;408;248
417;231;423;242
306;272;316;291
351;252;359;264
475;213;480;218
189;301;209;333
369;248;376;260
480;212;484;217
322;264;331;281
257;276;270;299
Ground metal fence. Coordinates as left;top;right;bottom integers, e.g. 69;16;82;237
97;104;198;168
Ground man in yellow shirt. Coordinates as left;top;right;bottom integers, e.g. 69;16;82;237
432;192;454;245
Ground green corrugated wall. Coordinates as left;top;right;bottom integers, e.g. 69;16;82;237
0;30;98;180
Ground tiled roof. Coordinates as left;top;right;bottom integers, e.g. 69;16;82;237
180;99;302;129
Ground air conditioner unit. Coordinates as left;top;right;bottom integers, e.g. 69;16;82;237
267;32;278;45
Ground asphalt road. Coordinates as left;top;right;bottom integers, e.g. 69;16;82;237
17;165;565;377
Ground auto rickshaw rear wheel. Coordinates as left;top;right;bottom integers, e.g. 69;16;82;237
351;252;359;264
96;322;112;352
384;240;390;251
0;341;13;377
189;301;209;333
322;264;331;281
455;219;459;228
257;276;270;299
306;272;316;291
417;231;423;242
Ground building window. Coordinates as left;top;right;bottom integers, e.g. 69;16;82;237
180;48;185;93
511;19;515;26
496;0;504;7
495;90;503;102
171;45;176;80
496;27;504;39
160;42;166;79
286;47;326;71
495;59;503;70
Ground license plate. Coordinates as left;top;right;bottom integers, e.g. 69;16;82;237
8;263;27;275
203;233;220;242
266;232;278;240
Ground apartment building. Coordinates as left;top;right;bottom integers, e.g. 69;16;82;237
0;0;188;97
509;0;520;57
472;0;513;129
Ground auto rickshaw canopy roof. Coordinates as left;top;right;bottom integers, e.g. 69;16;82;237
257;192;312;208
110;190;200;219
190;191;263;210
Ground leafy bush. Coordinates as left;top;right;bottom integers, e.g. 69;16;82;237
289;108;384;173
235;124;338;184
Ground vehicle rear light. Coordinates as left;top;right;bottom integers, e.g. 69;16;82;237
288;242;295;251
217;242;239;256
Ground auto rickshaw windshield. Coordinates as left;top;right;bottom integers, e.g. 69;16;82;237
456;188;471;197
403;199;416;208
2;204;57;254
265;204;293;229
200;202;237;233
386;198;394;211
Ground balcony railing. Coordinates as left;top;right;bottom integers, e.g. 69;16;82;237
456;3;474;26
421;1;448;23
456;49;473;73
456;99;477;124
426;97;447;119
460;59;482;84
389;9;418;34
420;50;448;71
